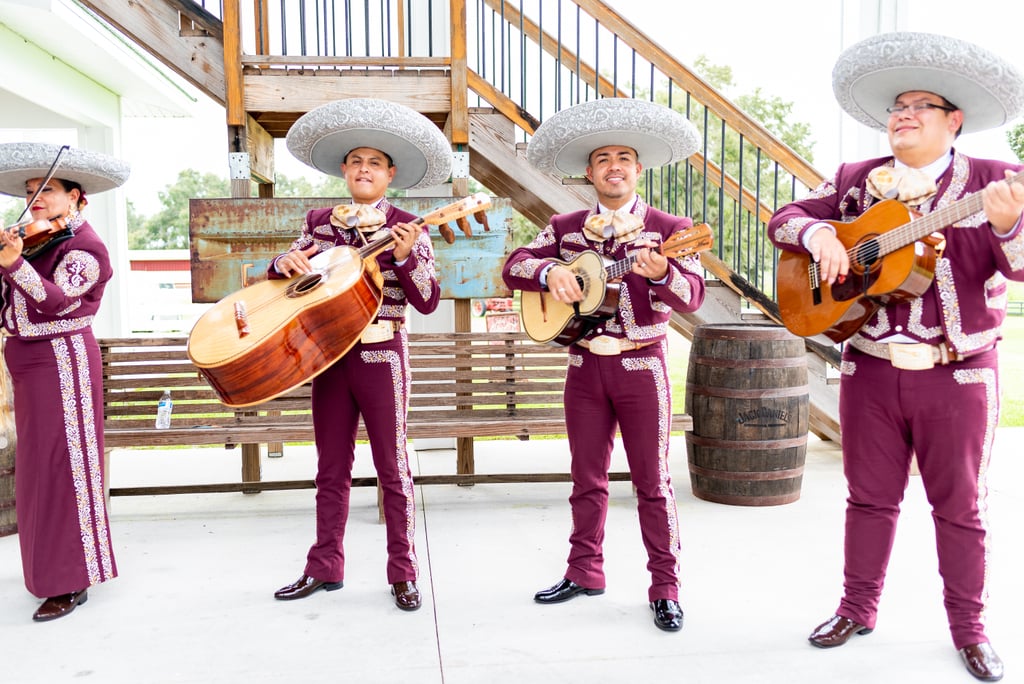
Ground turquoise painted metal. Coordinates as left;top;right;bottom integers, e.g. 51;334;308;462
188;196;515;303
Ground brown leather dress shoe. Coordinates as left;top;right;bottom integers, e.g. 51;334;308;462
960;642;1004;681
808;614;873;648
273;574;343;601
392;580;421;611
32;589;88;622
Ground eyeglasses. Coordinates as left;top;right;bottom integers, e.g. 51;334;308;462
885;103;956;116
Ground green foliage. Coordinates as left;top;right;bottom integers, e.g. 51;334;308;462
1008;123;1024;163
128;170;230;249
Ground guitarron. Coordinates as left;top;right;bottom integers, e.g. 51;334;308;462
187;193;491;407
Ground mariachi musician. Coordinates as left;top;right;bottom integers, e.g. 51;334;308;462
768;32;1024;682
0;142;129;622
270;98;451;612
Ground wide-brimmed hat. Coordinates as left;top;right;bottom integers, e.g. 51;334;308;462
832;32;1024;134
526;98;701;176
0;142;130;197
286;98;451;190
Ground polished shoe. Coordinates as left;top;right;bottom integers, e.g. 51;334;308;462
273;574;343;601
808;614;873;648
650;599;684;632
32;589;88;622
533;578;604;604
391;580;422;611
959;642;1004;682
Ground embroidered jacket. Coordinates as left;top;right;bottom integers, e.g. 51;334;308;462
268;199;440;319
502;198;705;342
768;150;1024;355
0;217;112;340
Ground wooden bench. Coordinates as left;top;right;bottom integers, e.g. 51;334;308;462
100;332;693;496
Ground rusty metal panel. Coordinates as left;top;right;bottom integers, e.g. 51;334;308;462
189;196;515;303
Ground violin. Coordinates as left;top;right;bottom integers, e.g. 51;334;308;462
2;216;75;261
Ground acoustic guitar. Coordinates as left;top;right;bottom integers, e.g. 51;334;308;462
776;169;1024;343
520;223;713;345
187;193;491;407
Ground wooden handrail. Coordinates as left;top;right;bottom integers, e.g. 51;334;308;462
572;0;823;190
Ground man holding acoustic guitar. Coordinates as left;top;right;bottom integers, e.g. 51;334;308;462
768;33;1024;682
269;98;451;612
503;98;708;632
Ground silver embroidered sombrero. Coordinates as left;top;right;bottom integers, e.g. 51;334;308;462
0;142;130;197
526;98;701;176
832;32;1024;134
286;98;452;189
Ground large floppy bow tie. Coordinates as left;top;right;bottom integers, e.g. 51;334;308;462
330;203;387;232
583;209;644;242
866;165;937;208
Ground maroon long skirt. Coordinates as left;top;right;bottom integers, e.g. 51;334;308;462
7;331;116;598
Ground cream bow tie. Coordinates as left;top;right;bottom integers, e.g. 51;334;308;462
583;209;644;242
866;166;937;207
330;203;387;232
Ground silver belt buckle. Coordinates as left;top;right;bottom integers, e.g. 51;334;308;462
586;335;621;356
360;320;395;345
888;343;935;370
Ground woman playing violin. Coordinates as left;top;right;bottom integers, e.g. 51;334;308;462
0;142;129;622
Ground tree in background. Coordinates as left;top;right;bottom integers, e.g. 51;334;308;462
1009;122;1024;162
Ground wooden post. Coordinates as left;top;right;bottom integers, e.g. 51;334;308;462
454;299;474;477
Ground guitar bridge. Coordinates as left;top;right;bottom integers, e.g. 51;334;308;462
234;301;250;338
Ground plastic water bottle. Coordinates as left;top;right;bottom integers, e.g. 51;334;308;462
155;390;173;429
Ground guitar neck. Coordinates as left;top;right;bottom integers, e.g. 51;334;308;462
355;216;426;261
875;168;1024;258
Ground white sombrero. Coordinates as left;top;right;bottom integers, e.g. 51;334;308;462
286;98;452;190
526;98;701;176
832;32;1024;134
0;142;130;197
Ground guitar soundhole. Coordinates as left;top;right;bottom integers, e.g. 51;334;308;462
287;273;323;298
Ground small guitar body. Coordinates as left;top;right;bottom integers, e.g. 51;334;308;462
188;246;382;407
520;223;714;345
520;251;616;344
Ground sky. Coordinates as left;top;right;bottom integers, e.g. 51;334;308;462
114;0;1024;216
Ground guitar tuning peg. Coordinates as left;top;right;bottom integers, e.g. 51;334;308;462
456;216;473;238
473;210;490;231
437;223;456;244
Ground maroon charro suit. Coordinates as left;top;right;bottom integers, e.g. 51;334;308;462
769;150;1024;648
269;199;440;585
1;217;117;598
503;197;705;602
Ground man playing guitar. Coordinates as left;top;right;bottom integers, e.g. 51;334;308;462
503;98;706;633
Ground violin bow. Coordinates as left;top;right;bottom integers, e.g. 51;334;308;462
14;144;70;226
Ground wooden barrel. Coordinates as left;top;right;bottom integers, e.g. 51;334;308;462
0;358;16;536
684;323;809;506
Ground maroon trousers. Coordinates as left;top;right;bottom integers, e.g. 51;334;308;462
9;332;116;598
837;348;998;649
303;330;418;585
562;342;681;602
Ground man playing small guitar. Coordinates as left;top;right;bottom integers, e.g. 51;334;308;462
269;98;451;614
503;98;706;633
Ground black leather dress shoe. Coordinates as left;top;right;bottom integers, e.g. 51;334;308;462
808;614;873;648
391;580;422;611
534;578;604;604
32;589;88;622
960;642;1004;681
273;574;343;601
650;599;684;632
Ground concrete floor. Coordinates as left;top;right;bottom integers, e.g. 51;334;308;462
1;430;1021;684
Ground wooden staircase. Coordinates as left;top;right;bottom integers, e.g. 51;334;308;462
78;0;841;442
